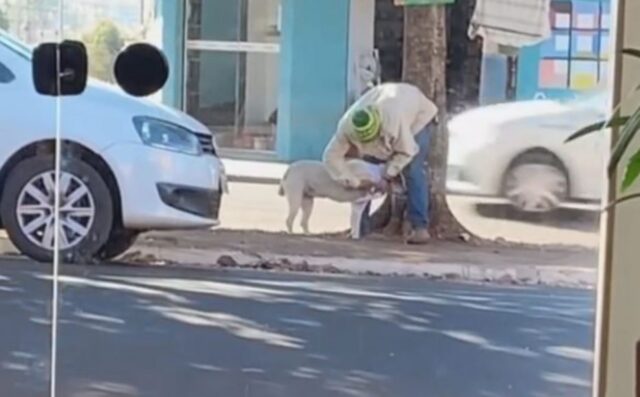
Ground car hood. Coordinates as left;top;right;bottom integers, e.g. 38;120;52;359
75;78;208;134
449;100;569;129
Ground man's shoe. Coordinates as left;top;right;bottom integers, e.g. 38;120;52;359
406;228;430;245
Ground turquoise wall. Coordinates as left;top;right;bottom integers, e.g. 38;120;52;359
276;0;350;161
158;0;184;108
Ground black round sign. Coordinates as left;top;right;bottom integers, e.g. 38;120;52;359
114;43;169;97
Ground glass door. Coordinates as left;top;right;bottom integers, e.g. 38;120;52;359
185;0;281;154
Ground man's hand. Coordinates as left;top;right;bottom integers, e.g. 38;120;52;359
357;179;389;193
357;180;377;191
374;178;390;193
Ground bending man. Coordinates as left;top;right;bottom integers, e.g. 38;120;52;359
323;82;438;244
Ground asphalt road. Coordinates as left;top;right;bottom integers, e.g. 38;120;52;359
0;259;595;397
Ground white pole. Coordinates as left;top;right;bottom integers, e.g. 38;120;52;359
49;0;63;396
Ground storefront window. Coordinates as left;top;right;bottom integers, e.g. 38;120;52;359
185;0;280;153
187;0;281;44
186;50;278;152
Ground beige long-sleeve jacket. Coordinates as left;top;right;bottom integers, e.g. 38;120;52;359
323;83;438;187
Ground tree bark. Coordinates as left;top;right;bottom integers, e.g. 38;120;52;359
372;4;469;240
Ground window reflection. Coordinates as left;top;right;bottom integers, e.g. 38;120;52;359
185;0;280;153
0;3;55;396
0;0;615;395
186;50;279;152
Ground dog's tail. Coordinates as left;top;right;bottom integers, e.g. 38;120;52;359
278;168;290;196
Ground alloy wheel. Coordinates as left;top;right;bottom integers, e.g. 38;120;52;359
16;171;96;251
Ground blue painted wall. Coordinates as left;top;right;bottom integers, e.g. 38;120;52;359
516;45;568;100
276;0;350;162
158;0;185;108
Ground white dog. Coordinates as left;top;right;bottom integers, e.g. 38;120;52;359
278;159;386;238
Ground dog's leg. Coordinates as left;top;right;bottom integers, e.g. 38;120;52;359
300;197;314;235
286;191;303;234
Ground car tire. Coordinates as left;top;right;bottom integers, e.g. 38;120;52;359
502;151;570;213
0;155;114;263
98;228;139;260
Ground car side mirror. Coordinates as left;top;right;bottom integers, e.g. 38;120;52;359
32;40;88;96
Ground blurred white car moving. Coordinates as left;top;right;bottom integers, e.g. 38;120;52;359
447;93;607;213
0;31;226;262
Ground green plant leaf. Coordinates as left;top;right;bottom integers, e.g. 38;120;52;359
565;122;604;142
622;148;640;191
608;107;640;175
565;116;630;143
623;48;640;59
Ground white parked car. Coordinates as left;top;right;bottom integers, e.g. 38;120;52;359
447;94;607;212
0;31;226;262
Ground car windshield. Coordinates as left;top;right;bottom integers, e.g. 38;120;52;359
0;30;32;60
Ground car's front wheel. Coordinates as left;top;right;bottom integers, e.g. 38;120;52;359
502;151;569;213
0;155;114;263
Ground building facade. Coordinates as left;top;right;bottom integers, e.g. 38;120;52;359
479;0;611;104
152;0;377;162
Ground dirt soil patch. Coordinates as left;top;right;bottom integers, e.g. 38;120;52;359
139;229;597;269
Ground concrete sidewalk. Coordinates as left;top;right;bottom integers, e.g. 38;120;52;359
219;181;600;248
0;226;598;288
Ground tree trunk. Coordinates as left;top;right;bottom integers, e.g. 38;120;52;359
371;4;469;240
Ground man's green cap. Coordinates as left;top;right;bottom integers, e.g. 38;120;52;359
351;107;381;142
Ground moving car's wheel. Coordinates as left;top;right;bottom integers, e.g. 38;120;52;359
98;229;139;260
0;155;114;263
502;151;569;213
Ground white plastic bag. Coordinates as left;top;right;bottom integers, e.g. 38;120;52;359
347;161;386;240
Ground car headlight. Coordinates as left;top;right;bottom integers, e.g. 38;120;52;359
133;116;202;156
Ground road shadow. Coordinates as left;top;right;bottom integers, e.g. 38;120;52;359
474;203;600;232
0;260;52;397
49;264;595;397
